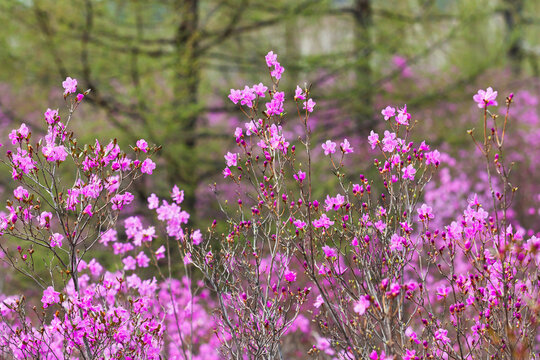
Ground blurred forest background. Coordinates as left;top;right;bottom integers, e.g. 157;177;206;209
1;0;540;235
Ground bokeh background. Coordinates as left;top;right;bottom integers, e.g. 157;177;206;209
1;0;540;328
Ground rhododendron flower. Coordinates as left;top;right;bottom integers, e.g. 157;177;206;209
41;286;60;308
402;164;416;180
136;251;150;268
284;270;296;282
417;203;434;221
403;349;417;360
147;193;159;209
436;286;451;300
381;106;395;120
171;185;184;204
303;98;316;112
294;85;305;100
405;327;421;344
354;296;370;315
396;105;411;125
322;140;337;155
191;229;203;245
49;233;63;248
252;82;268;97
136;139;148;152
141;158;156;174
314;295;324;308
224;152;238;167
62;77;77;95
340;138;353;153
293;170;306;183
322;245;338;258
265;51;277;67
473;87;498;108
155;245;166;260
44;108;59;124
313;214;335;229
435;328;450;344
293;219;306;229
223;167;232;177
123;256;136;271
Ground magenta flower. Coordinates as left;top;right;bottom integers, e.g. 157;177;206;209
265;51;277;67
303;98;316;113
368;131;379;149
403;349;417;360
322;140;337;155
136;139;148;152
340;138;354;154
293;170;306;183
49;233;63;248
473;87;498;108
284;270;296;282
192;229;203;245
147;193;159;209
313;214;335;229
417;203;434;221
224;152;238;167
402;164;416;180
322;245;338;258
294;85;305;100
353;296;370;315
41;286;60;308
314;295;324;308
223;167;232;178
62;77;77;95
435;328;450;344
140;158;156;174
252;82;268;97
123;256;137;271
381;106;396;120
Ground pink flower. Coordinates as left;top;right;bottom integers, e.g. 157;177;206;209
265;51;278;67
76;93;84;102
322;140;337;155
402;164;416;180
353;296;370;315
436;286;451;300
284;270;296;282
62;77;77;95
140;158;156;174
155;245;166;260
417;203;434;221
396;105;411;125
403;349;417;360
224;152;238;167
435;328;450;344
313;214;335;229
148;193;159;209
293;170;306;183
50;233;63;248
171;185;184;204
368;131;379;149
294;85;305;100
123;256;136;271
303;98;316;113
223;167;232;178
473;87;498;108
44;108;59;124
191;229;203;245
314;295;324;308
322;245;338;258
136;251;150;268
137;139;148;152
41;286;60;308
381;106;396;120
340;138;353;154
252;82;268;97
